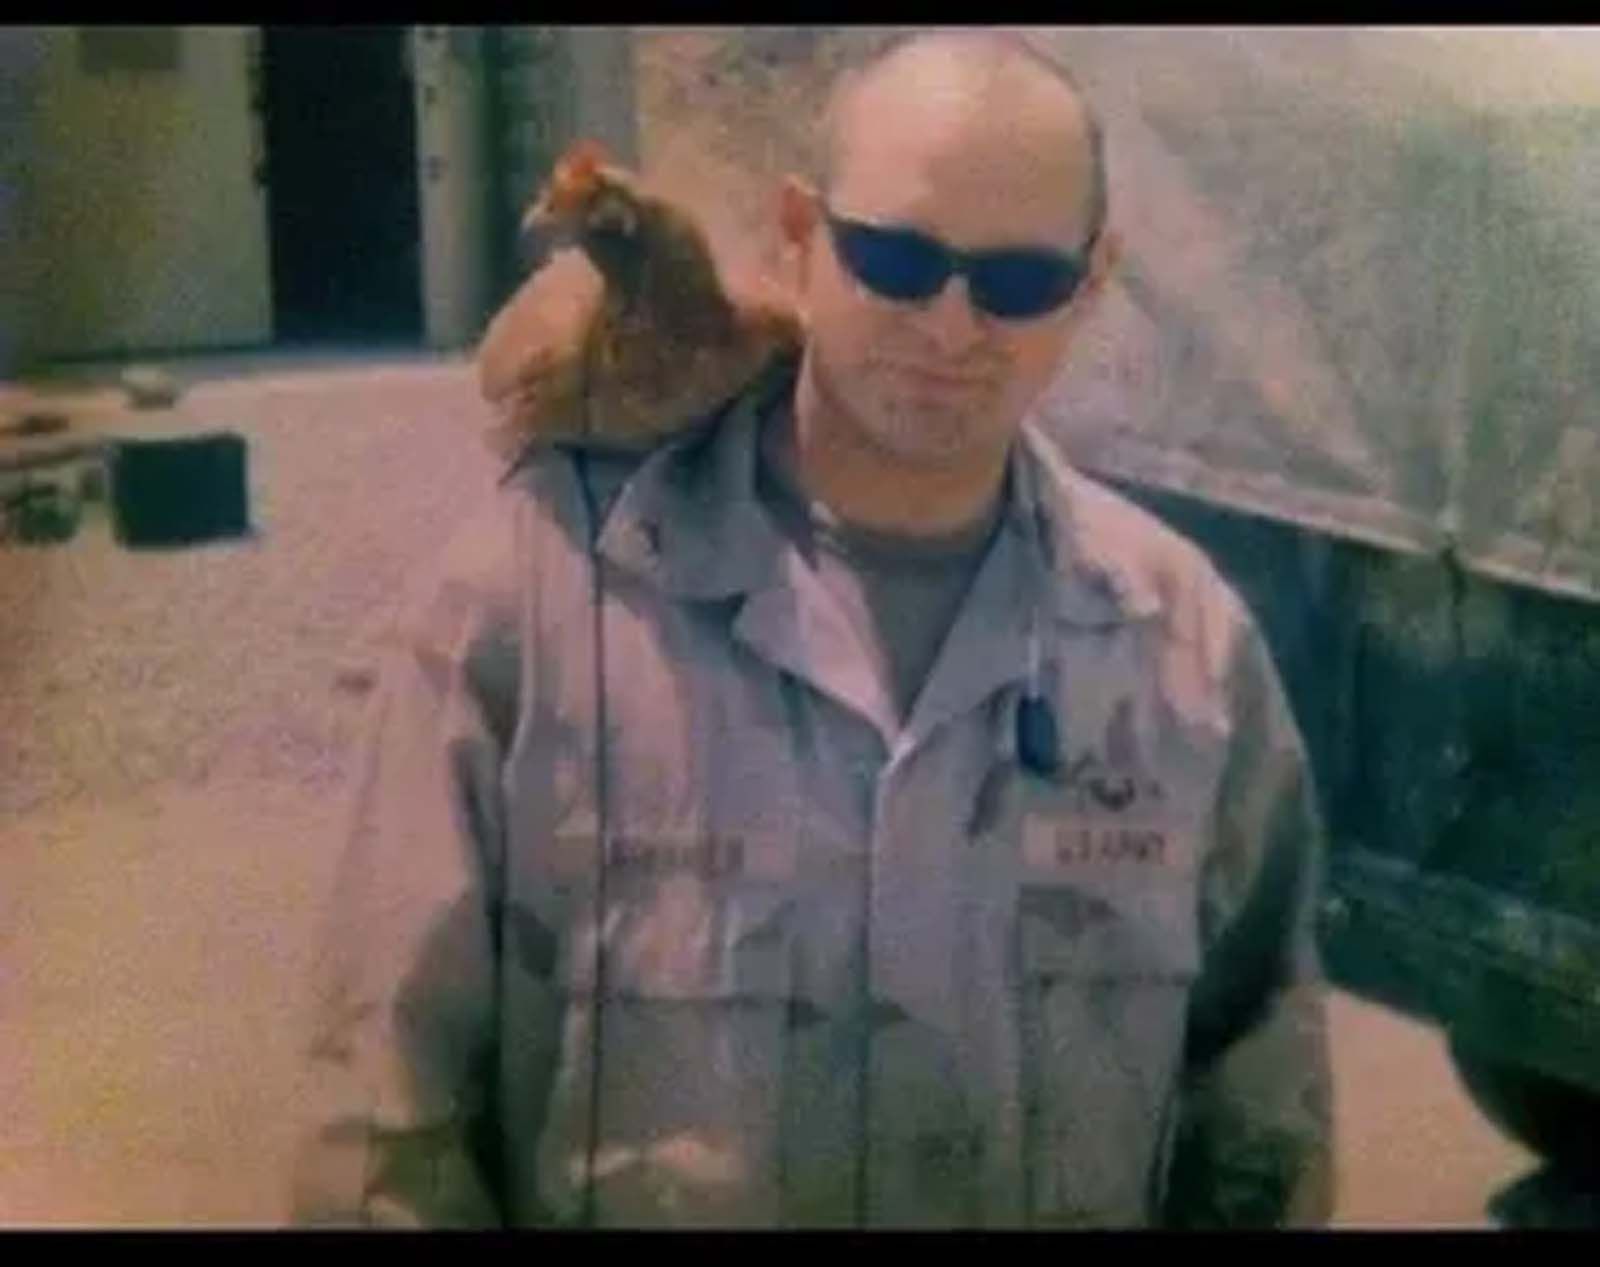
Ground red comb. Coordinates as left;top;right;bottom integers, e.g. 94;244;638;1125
561;139;609;179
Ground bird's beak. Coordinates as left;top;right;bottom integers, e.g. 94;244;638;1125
518;201;567;271
519;199;552;238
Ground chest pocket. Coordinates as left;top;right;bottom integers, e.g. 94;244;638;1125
541;823;799;1003
977;753;1203;981
1010;797;1201;1227
534;824;800;1227
1016;831;1200;983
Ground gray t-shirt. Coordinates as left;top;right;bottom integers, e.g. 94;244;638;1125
756;409;1002;725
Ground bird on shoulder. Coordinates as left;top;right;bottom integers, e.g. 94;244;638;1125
476;138;805;461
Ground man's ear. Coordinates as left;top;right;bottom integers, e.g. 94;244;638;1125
778;175;821;248
1085;227;1123;301
1063;226;1122;330
778;176;823;301
1056;226;1122;342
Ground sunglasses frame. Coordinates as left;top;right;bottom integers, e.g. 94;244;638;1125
821;206;1100;322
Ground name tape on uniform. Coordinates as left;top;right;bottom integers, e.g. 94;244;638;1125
548;825;797;882
1022;815;1181;873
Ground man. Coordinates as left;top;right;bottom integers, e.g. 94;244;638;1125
291;30;1333;1227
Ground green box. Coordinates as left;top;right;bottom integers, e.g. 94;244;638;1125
110;432;250;549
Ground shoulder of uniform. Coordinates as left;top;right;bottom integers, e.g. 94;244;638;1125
393;452;595;653
1024;432;1258;722
1030;435;1243;621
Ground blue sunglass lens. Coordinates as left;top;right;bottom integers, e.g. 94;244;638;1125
831;216;1086;319
834;222;950;302
970;252;1086;319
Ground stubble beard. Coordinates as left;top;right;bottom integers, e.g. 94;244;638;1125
810;343;992;472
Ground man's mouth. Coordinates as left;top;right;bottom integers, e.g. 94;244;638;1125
889;364;987;391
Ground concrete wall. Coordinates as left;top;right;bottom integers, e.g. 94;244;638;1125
412;25;494;350
484;27;638;305
9;26;640;367
19;27;271;364
0;28;47;378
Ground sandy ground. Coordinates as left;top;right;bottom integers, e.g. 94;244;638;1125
2;357;499;822
0;354;1542;1228
0;780;343;1224
1;357;499;1222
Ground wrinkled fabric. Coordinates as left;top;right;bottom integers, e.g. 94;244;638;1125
290;364;1332;1228
1037;28;1600;603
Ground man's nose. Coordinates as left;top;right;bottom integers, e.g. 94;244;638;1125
912;274;988;352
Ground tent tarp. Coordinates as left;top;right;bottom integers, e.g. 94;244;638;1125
1036;29;1600;605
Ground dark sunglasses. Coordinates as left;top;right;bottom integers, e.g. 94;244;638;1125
823;208;1097;321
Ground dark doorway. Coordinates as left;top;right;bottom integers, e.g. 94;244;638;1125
259;27;423;344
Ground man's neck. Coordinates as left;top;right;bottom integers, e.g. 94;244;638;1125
779;352;1011;539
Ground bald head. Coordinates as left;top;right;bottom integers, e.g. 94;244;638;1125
816;31;1107;244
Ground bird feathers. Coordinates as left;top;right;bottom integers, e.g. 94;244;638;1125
478;140;804;457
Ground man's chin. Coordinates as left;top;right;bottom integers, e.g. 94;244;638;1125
811;355;1008;468
858;394;1004;468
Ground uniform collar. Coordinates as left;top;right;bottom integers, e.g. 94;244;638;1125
592;351;1164;627
898;428;1162;755
1013;422;1165;629
597;357;1159;627
594;355;793;600
593;359;1165;751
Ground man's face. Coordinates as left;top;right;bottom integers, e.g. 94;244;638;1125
783;67;1111;470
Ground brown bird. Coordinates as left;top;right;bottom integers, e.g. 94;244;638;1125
476;139;804;460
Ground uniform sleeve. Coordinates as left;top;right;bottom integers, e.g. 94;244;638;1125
287;505;523;1228
1159;617;1336;1228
